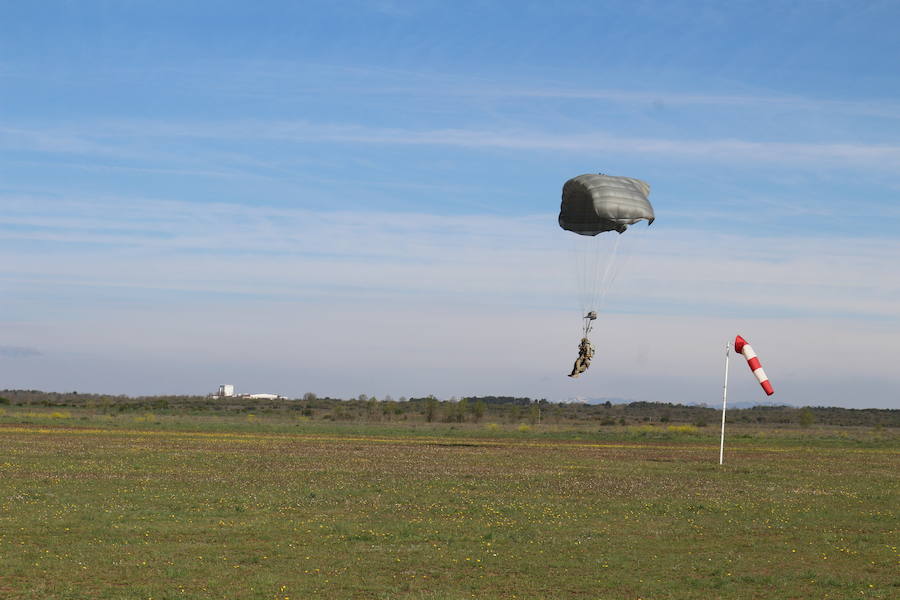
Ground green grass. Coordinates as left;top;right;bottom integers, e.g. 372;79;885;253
2;406;895;448
0;412;896;599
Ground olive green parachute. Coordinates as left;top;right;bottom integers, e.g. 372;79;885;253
559;174;654;236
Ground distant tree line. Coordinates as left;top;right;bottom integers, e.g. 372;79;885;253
0;389;897;428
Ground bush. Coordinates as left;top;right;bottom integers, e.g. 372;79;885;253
667;424;698;434
799;409;815;428
629;425;656;434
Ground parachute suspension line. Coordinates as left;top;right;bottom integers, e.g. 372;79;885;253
593;233;623;313
572;233;623;336
572;235;590;317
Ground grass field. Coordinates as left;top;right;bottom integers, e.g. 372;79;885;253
0;411;896;599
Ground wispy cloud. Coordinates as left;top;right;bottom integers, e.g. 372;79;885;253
2;195;897;322
9;58;900;120
0;345;42;358
4;120;900;170
278;126;900;167
477;86;900;121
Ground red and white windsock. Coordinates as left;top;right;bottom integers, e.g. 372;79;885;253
734;335;774;396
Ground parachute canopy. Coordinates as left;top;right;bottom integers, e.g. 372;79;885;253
559;174;654;236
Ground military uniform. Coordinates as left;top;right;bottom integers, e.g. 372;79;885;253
568;338;595;377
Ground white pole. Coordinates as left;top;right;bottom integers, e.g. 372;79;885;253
719;341;731;465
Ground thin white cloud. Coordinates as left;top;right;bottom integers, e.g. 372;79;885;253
288;126;900;167
477;86;900;121
4;120;900;170
0;345;42;358
9;58;899;120
2;195;897;320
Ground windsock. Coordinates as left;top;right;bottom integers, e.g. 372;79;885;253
734;335;774;396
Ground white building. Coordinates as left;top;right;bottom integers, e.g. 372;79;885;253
212;385;284;400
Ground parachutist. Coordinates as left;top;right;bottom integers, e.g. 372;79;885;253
568;337;595;378
558;173;653;380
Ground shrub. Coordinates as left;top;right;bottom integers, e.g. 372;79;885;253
425;396;438;423
799;409;815;428
629;425;656;434
667;424;698;434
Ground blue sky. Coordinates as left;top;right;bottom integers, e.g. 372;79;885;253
1;1;898;407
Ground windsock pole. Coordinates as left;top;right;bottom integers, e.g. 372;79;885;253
719;341;731;465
